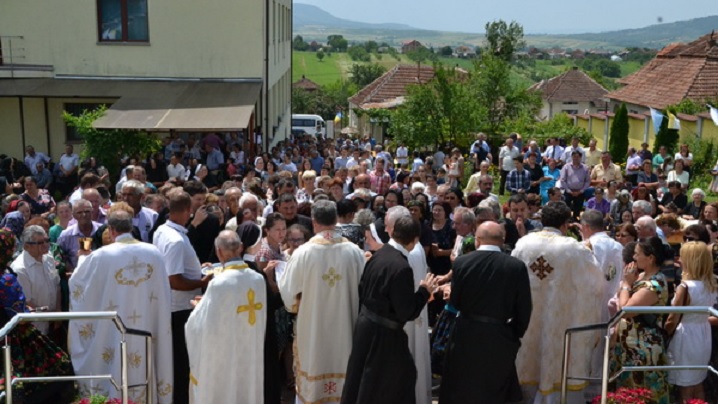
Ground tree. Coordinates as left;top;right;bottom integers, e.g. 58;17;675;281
63;106;162;180
349;63;387;87
364;40;379;53
608;103;629;163
390;64;480;149
439;46;453;56
406;47;436;69
292;35;308;51
484;20;525;62
652;112;679;155
327;35;348;52
316;50;325;62
348;46;370;62
470;53;541;137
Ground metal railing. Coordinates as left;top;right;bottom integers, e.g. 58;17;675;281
0;36;25;73
0;311;153;404
560;306;718;404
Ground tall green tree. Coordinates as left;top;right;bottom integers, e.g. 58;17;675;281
327;35;348;52
390;64;479;149
470;53;540;136
349;63;387;87
484;20;525;62
608;103;629;162
292;35;308;51
406;47;436;69
652;112;679;154
63;106;162;180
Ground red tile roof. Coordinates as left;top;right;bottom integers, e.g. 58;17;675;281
292;76;320;91
348;64;435;108
528;67;608;103
608;31;718;109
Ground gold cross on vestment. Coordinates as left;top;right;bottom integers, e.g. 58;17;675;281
322;267;342;287
530;256;554;280
104;300;118;312
149;291;158;304
127;310;142;325
126;257;145;275
237;288;263;326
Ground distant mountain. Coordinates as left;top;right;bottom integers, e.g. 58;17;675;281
562;16;718;48
293;5;718;50
294;3;416;31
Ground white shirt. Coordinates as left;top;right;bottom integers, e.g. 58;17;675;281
153;220;202;312
561;145;586;164
11;251;60;334
167;163;186;180
396;147;409;165
499;146;520;171
543;145;564;161
134;206;159;242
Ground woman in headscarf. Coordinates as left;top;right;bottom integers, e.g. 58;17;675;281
0;229;75;403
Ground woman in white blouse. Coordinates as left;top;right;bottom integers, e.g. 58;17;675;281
667;159;690;190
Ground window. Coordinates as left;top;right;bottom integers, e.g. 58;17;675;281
563;101;578;105
64;103;109;142
97;0;149;42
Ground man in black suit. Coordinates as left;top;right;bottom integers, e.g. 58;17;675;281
439;221;532;404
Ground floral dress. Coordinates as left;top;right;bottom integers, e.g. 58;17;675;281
610;273;670;403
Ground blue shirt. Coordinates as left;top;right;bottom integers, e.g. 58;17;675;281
205;148;224;170
506;169;531;194
310;156;324;173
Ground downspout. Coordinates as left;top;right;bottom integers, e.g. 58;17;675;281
264;0;270;153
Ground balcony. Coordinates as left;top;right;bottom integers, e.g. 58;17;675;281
0;36;53;78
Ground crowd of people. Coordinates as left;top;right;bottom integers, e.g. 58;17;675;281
1;130;718;403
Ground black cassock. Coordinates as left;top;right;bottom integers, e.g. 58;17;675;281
439;249;532;404
341;244;430;404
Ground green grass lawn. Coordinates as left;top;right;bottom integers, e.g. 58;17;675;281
293;52;348;86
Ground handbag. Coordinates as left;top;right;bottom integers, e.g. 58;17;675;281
664;282;690;337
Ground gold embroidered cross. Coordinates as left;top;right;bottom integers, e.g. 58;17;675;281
127;310;142;325
530;256;554;280
126;257;145;275
104;300;118;312
322;267;342;287
149;291;158;304
237;288;263;326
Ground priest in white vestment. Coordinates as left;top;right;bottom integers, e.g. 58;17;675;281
69;208;173;404
186;230;266;404
405;241;432;404
580;209;625;395
511;202;603;404
279;200;365;404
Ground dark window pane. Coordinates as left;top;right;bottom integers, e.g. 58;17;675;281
99;0;123;41
127;0;148;41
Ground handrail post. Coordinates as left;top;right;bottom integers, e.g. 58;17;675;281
121;340;128;404
146;335;153;404
4;343;12;404
600;334;610;404
560;330;571;403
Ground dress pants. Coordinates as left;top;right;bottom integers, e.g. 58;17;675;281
172;309;192;404
564;191;585;220
499;170;509;195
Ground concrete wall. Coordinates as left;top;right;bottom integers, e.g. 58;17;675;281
576;113;718;155
0;0;276;79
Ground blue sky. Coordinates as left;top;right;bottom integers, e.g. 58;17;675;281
296;0;718;34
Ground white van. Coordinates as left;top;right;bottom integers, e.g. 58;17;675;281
291;114;326;138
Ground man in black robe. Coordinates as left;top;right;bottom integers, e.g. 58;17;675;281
439;221;532;404
341;216;437;404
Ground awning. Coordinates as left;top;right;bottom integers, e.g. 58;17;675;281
93;81;261;131
0;78;261;131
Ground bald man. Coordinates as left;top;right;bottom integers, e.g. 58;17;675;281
439;222;532;403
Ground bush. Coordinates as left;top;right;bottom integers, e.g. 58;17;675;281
608;103;629;163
